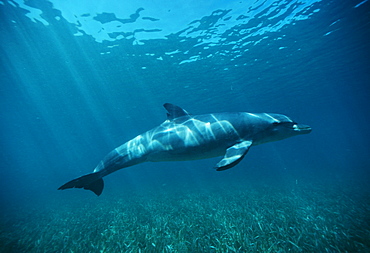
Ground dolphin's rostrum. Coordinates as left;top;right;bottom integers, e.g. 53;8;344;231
58;103;311;196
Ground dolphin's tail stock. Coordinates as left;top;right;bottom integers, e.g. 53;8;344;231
58;172;104;196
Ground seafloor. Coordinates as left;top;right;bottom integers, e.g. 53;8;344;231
1;181;369;252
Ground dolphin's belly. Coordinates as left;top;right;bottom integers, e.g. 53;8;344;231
146;144;227;162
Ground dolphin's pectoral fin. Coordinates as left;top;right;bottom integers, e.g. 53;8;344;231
58;172;104;196
216;140;252;171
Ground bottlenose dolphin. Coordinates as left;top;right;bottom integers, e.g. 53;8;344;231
58;103;311;196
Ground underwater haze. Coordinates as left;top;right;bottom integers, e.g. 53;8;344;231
1;0;370;252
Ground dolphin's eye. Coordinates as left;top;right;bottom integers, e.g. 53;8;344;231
273;122;279;125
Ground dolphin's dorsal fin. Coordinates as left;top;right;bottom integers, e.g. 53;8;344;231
163;103;190;120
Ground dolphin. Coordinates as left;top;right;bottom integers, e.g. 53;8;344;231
58;103;311;196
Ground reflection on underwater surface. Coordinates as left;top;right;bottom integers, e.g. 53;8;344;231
1;181;370;252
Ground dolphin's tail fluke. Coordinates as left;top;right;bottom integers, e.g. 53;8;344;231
58;172;104;196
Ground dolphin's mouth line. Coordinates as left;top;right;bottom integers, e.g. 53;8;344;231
293;124;312;133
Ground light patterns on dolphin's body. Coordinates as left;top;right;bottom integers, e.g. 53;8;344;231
59;103;312;196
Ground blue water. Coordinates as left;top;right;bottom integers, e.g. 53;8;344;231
1;0;370;252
